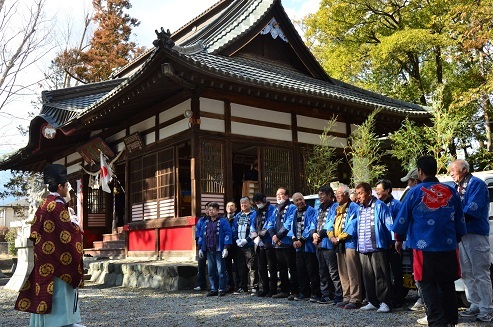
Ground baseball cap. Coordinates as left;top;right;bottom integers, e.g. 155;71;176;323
400;168;418;182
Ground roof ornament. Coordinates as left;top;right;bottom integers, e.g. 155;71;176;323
153;27;175;48
260;18;288;43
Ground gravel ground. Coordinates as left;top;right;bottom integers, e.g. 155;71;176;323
0;282;487;327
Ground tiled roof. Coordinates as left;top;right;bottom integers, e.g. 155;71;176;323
38;79;127;128
179;51;429;114
179;0;276;54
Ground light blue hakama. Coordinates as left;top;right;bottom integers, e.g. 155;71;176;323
29;277;82;327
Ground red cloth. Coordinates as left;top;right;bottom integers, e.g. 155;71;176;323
15;194;84;314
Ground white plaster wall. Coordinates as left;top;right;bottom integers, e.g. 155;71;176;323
232;122;292;141
297;115;346;134
67;152;81;163
159;120;189;140
231;103;291;125
201;117;225;132
53;158;65;165
106;130;126;144
130;117;155;134
67;163;80;175
145;132;155;145
298;131;347;148
200;98;224;114
159;100;191;123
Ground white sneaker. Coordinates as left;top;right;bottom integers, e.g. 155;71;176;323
416;316;427;325
360;303;378;311
71;324;87;327
377;302;391;313
410;301;425;311
193;286;202;291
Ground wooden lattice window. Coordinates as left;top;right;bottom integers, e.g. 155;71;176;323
130;147;176;220
263;147;293;197
200;140;224;193
87;187;106;214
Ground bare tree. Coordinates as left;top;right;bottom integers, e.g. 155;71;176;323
0;0;53;147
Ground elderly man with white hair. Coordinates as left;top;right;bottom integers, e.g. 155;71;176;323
449;159;493;322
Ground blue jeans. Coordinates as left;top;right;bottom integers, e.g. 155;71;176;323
207;251;226;292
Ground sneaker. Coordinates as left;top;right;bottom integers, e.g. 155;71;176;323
218;291;226;297
287;294;296;301
317;297;334;304
193;286;203;291
476;313;493;322
336;301;349;308
416;316;428;325
206;291;218;297
250;288;257;294
360;303;378;311
344;303;361;310
410;301;426;311
309;296;321;303
271;292;289;299
233;288;245;295
294;294;308;301
377;303;391;313
459;307;480;317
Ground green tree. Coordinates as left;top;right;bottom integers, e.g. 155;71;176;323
346;109;386;186
302;0;493;160
305;117;341;193
390;86;459;173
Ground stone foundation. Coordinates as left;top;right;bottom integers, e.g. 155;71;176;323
87;260;197;291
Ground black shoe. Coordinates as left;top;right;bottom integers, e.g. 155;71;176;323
271;292;289;299
287;294;296;301
233;288;245;295
257;290;270;297
218;291;226;297
206;291;218;297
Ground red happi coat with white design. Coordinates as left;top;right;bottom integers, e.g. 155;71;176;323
15;194;84;314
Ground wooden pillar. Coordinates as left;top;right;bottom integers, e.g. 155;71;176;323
191;95;201;218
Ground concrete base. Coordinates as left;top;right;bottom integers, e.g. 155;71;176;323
87;260;197;291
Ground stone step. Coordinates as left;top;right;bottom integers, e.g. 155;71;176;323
93;240;125;249
87;260;197;290
102;233;125;242
84;248;125;260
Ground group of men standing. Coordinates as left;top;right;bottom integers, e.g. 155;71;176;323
194;155;493;327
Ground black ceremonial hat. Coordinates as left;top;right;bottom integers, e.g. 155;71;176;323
43;164;68;185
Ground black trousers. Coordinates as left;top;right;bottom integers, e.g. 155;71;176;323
316;248;342;299
388;247;404;306
359;251;392;306
420;280;458;327
236;247;258;290
196;248;207;289
275;247;299;294
296;250;321;297
225;245;240;290
257;246;277;293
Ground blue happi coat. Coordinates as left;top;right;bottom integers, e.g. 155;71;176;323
316;202;338;250
266;201;297;247
232;210;257;248
393;180;466;251
253;203;278;245
458;175;490;236
384;196;401;241
357;197;393;251
326;201;360;249
288;205;318;253
198;217;232;252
